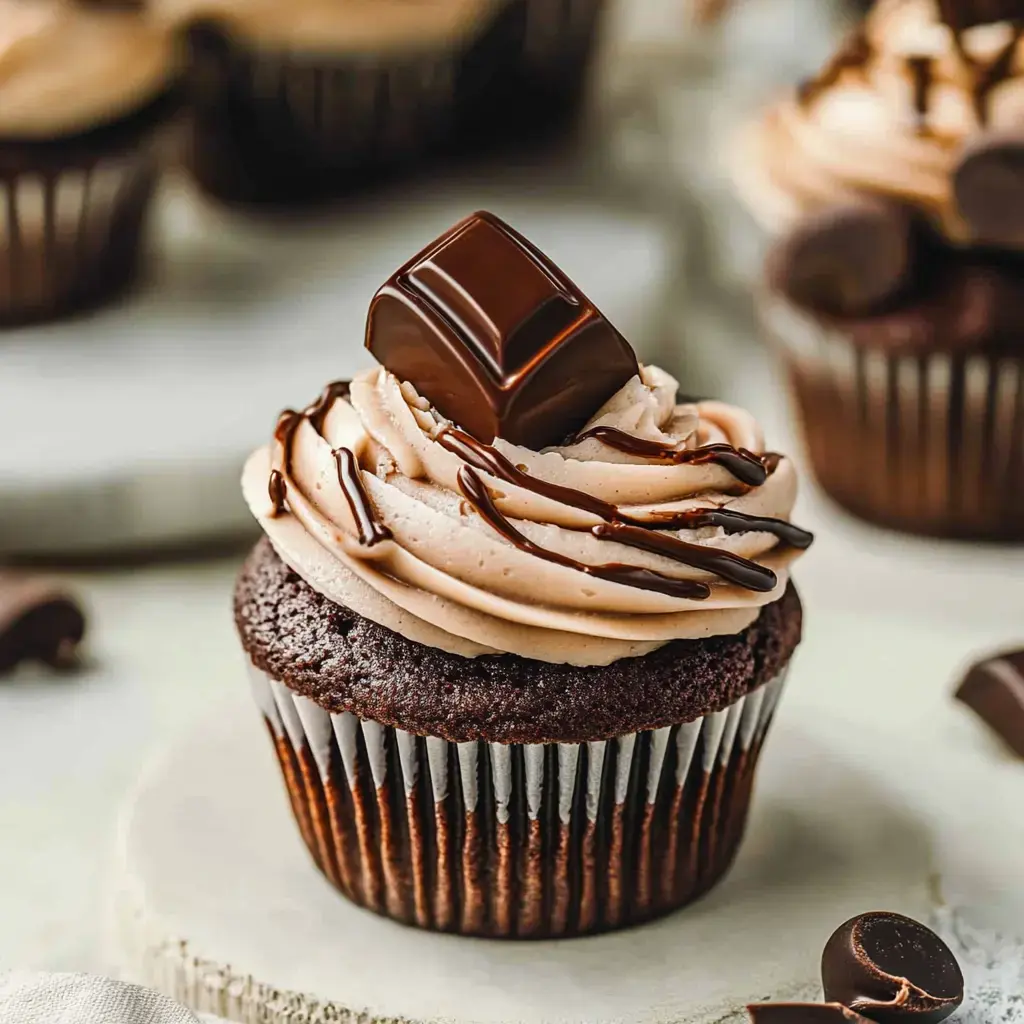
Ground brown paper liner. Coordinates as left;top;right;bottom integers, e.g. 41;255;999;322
248;665;788;939
0;97;171;326
182;0;607;204
764;294;1024;540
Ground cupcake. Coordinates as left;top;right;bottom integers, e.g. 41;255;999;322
234;211;813;938
0;0;177;325
164;0;608;205
734;0;1024;539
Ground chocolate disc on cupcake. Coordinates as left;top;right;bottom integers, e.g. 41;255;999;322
0;0;177;325
234;211;813;938
159;0;608;205
734;0;1024;540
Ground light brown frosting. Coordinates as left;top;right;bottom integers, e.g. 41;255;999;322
734;0;1024;239
242;365;809;667
0;0;175;137
157;0;491;51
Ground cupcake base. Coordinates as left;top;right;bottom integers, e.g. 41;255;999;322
249;664;786;938
234;540;802;938
764;294;1024;541
0;92;175;326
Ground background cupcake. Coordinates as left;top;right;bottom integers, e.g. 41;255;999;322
234;212;812;937
165;0;609;206
734;0;1024;539
0;0;177;325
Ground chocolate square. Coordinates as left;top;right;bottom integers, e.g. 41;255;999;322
956;649;1024;759
365;211;639;450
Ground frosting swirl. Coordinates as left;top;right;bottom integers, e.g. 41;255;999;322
242;365;811;667
0;0;175;137
734;0;1024;239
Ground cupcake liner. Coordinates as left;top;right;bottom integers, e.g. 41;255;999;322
184;0;607;202
0;153;157;324
247;664;788;939
764;294;1024;540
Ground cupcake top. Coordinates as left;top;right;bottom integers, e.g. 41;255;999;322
0;0;176;138
735;0;1024;241
242;213;812;668
159;0;491;51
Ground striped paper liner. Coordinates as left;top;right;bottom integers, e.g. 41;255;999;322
0;153;157;325
764;294;1024;540
184;0;605;202
247;664;788;940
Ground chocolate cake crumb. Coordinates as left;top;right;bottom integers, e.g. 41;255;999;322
234;538;802;745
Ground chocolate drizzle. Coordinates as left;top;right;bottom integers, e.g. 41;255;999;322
907;56;935;134
572;425;769;486
457;466;712;601
268;470;287;517
334;447;392;547
798;26;872;107
971;27;1023;124
269;387;391;548
307;380;352;437
442;428;811;599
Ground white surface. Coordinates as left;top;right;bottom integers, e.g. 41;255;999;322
0;161;672;558
106;678;925;1024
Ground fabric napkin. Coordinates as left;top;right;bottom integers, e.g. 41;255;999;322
0;972;212;1023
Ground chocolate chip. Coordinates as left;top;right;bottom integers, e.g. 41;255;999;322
749;1004;875;1024
366;211;640;450
0;574;86;675
953;133;1024;247
956;649;1024;759
821;912;964;1024
766;200;915;317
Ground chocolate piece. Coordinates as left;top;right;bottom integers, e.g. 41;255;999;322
749;1004;875;1024
0;575;86;675
821;912;964;1024
953;133;1024;246
767;201;915;318
956;649;1024;758
937;0;1024;30
366;211;640;450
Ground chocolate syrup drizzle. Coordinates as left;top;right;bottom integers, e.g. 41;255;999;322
457;466;713;601
571;424;770;487
799;11;1023;131
269;381;392;547
441;427;811;599
269;389;811;600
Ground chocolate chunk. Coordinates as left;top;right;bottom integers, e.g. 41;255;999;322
956;649;1024;758
936;0;1024;29
749;1005;875;1024
366;211;640;450
766;201;915;317
821;912;964;1024
0;574;86;675
953;133;1024;247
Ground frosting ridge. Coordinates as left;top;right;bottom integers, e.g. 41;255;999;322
735;0;1024;239
242;365;811;666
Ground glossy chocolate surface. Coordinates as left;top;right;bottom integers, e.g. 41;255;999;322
821;912;964;1024
956;648;1024;758
366;211;639;450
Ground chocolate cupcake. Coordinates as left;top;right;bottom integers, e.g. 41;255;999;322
735;0;1024;539
164;0;607;205
234;211;813;938
0;0;177;325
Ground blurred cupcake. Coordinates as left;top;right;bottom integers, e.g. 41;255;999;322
165;0;608;205
735;0;1024;539
0;0;177;325
234;211;812;937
